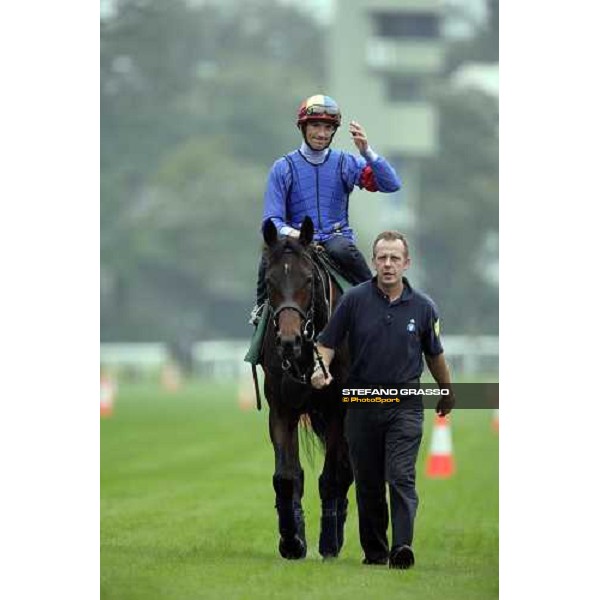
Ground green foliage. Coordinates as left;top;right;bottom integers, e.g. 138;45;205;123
101;0;325;341
420;89;498;334
445;0;499;72
101;0;498;341
149;135;266;294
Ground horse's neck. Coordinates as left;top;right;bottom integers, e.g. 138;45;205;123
312;261;332;329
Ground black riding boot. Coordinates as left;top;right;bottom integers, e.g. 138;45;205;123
256;255;268;304
249;255;268;325
273;475;306;559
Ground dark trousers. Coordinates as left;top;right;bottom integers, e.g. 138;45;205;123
255;235;372;304
345;407;424;560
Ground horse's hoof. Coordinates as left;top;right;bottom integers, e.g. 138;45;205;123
319;513;339;558
279;535;307;560
321;553;338;561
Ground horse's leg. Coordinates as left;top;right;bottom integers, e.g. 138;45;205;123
293;467;306;551
317;410;353;559
318;480;337;557
269;406;306;560
335;420;354;553
318;424;339;558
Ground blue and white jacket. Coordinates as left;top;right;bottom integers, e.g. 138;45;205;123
262;146;401;242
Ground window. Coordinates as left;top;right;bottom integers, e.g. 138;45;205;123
386;76;423;102
372;11;440;39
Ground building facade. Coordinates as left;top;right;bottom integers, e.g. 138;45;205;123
330;0;444;275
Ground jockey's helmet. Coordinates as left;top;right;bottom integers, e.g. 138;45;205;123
296;95;341;128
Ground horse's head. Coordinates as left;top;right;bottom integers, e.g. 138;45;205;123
263;216;315;360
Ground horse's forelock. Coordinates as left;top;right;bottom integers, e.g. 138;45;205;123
266;238;310;263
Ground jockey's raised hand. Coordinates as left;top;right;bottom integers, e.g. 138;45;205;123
349;120;369;155
281;227;300;239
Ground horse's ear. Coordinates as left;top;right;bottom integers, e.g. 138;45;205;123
263;219;278;247
298;216;314;246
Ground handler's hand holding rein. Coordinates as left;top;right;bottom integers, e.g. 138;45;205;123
311;362;333;389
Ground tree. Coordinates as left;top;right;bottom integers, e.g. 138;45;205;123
444;0;499;73
101;0;326;341
419;88;498;334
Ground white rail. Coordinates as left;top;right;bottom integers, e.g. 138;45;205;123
101;336;498;378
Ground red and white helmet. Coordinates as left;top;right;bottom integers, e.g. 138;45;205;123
296;95;341;128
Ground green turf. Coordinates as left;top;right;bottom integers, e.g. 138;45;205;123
101;381;498;600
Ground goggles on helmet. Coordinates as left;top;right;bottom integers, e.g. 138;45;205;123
297;95;342;127
305;104;340;117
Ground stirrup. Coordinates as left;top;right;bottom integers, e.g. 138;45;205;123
248;302;265;326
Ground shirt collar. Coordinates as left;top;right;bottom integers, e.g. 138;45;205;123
299;141;330;165
371;276;413;304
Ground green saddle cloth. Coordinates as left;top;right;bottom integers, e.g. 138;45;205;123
244;305;270;366
322;263;353;294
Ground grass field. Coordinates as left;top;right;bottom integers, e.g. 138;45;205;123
101;381;498;600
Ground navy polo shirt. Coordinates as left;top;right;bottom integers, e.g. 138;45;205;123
318;277;443;385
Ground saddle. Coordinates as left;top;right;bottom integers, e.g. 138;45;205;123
310;245;353;295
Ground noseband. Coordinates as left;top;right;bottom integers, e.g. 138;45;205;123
272;299;315;342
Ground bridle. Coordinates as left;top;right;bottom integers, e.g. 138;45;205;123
272;296;315;343
270;258;329;385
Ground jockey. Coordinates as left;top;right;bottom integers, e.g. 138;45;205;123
250;94;402;324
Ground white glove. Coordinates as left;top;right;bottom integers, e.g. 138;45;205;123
280;226;300;239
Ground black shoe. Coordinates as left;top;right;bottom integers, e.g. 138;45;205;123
389;545;415;570
362;556;388;565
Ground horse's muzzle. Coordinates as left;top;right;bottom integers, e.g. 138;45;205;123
276;332;302;360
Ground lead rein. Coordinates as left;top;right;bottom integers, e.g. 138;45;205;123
313;344;330;382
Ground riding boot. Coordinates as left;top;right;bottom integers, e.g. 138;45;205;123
273;475;306;560
336;497;349;552
249;256;268;325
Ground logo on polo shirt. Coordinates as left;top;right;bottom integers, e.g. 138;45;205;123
434;319;440;337
407;318;416;333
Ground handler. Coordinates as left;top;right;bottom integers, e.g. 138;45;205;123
311;231;455;569
249;94;401;324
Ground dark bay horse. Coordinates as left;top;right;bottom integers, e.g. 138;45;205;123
259;216;353;560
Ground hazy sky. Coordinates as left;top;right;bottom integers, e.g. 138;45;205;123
103;0;488;30
284;0;487;32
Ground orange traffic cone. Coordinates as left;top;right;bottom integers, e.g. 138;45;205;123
425;414;455;478
161;363;182;393
491;408;499;433
100;373;116;418
237;373;254;411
